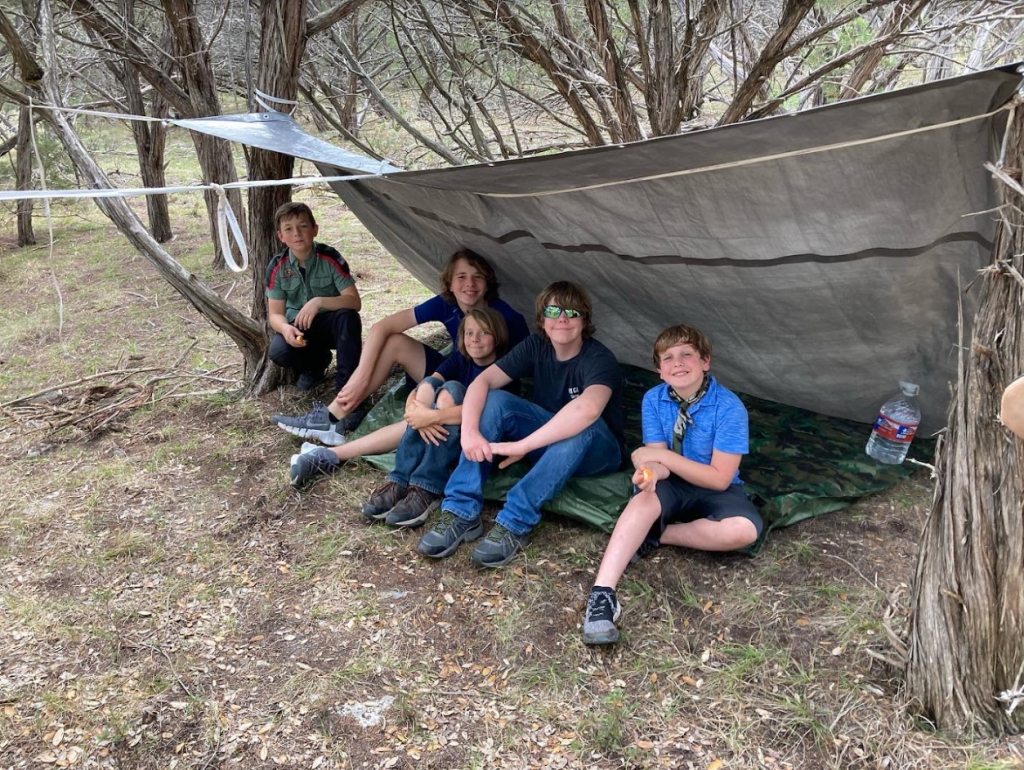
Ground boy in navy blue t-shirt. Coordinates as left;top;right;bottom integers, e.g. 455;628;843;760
417;281;624;568
272;249;529;444
582;324;763;645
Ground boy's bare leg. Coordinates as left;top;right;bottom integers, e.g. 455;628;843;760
330;334;429;419
330;421;407;461
660;517;757;552
593;492;662;591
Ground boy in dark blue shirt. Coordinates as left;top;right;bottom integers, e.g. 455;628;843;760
582;324;763;645
273;249;529;444
417;281;624;568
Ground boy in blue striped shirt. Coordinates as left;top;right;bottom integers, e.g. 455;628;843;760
582;324;763;645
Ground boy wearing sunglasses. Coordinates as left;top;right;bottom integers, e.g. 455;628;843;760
417;281;625;567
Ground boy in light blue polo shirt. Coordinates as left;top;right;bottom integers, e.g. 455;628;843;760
582;324;763;645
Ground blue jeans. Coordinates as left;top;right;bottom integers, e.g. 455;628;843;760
389;381;466;495
441;390;622;536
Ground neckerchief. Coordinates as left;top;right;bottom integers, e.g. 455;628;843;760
668;373;710;453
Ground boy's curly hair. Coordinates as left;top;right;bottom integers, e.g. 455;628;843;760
652;325;712;368
439;249;500;304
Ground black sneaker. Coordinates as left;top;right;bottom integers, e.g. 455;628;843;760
630;536;661;564
338;402;369;433
416;511;483;559
290;445;340;488
384;486;440;529
470;523;529;568
296;369;327;392
581;586;621;645
362;481;408;521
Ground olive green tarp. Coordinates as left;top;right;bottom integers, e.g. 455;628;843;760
349;365;932;546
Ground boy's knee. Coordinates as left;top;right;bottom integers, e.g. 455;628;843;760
268;334;293;365
622;492;662;521
435;389;456;410
715;516;759;550
479;390;519;423
437;381;466;408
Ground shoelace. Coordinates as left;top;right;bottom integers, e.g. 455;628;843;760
432;510;458;531
485;524;510;542
586;591;615;621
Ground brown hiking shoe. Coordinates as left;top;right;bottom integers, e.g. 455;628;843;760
383;486;440;529
362;480;408;521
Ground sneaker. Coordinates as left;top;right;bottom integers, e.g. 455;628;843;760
362;481;408;521
338;402;368;433
581;586;622;645
288;441;319;464
384;486;440;529
272;401;347;446
290;447;341;488
470;523;529;568
296;369;326;391
416;510;484;559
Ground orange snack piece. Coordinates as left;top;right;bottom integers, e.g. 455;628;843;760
642;468;653;484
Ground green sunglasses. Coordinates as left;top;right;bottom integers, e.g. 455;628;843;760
542;305;582;319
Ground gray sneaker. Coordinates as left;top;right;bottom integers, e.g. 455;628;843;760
272;401;346;446
384;486;440;529
470;523;529;568
362;481;408;521
581;587;621;645
290;446;340;488
416;511;483;559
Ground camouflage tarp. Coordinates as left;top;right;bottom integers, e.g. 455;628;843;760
349;366;931;548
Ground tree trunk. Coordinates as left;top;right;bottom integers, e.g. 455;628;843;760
14;0;38;247
16;105;36;247
111;0;172;243
246;0;309;395
905;108;1024;735
160;0;247;269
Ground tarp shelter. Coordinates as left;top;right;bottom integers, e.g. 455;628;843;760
175;64;1022;540
177;63;1023;434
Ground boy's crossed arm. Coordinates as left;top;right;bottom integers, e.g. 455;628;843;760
490;384;612;469
632;443;740;492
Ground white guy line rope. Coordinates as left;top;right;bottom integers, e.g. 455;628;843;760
28;98;65;338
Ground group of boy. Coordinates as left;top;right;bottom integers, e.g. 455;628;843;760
266;202;763;645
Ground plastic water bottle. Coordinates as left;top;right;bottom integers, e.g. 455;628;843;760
866;381;921;464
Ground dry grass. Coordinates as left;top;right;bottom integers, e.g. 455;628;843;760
1;119;1023;769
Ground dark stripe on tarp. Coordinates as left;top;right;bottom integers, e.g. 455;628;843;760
398;201;993;267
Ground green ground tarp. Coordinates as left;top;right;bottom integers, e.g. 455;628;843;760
349;366;932;546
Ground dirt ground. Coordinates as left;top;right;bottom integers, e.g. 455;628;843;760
1;196;1021;769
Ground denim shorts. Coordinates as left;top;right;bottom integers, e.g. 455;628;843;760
653;475;764;539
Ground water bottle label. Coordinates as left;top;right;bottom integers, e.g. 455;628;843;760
872;414;917;443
